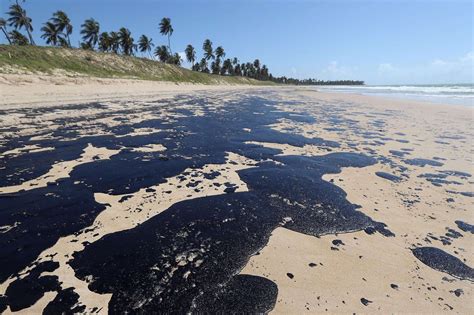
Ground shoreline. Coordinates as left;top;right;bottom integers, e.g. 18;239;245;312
314;84;474;107
1;73;473;113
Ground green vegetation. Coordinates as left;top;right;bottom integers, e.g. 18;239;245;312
0;45;272;85
0;1;364;85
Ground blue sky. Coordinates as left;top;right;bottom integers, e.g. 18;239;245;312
1;0;472;84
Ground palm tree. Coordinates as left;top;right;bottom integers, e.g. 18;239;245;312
203;39;213;60
232;57;239;66
234;63;242;76
222;58;233;75
118;27;135;56
138;35;154;58
159;17;173;54
247;62;256;78
80;18;100;50
154;45;169;62
40;21;60;46
253;59;260;71
7;3;34;45
261;65;269;80
215;46;225;61
211;58;221;74
109;31;120;53
185;44;196;68
51;10;72;47
98;32;111;52
168;52;182;65
0;18;12;44
199;58;209;73
9;29;28;45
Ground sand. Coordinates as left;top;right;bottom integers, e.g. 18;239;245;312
0;74;473;314
0;73;263;109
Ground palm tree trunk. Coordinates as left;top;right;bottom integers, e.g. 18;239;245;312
67;34;71;47
26;28;35;45
168;34;171;54
1;27;11;44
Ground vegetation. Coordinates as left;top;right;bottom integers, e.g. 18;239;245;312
0;18;12;44
0;45;273;85
138;35;153;58
50;11;73;47
6;2;34;45
0;0;364;85
159;17;173;54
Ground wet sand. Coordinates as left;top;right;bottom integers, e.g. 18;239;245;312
0;77;473;314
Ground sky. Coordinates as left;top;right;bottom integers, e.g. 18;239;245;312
0;0;472;85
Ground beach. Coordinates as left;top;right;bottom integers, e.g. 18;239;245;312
0;75;473;314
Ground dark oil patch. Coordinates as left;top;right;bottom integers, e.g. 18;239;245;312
4;261;60;311
43;288;86;315
404;158;444;167
412;247;474;281
193;274;278;313
1;94;395;313
375;172;402;182
455;221;474;234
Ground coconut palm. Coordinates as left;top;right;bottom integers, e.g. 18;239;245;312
211;58;221;74
203;39;213;60
0;18;11;44
168;52;182;65
109;31;120;53
215;46;225;61
9;29;28;45
51;10;72;47
7;3;34;45
199;58;209;73
252;59;261;78
232;57;239;66
247;62;255;77
138;35;154;58
98;32;111;52
80;18;100;49
261;65;269;79
185;44;196;68
253;59;260;71
159;17;173;54
57;36;69;48
154;45;169;62
40;21;60;46
234;63;242;76
222;58;233;75
118;27;135;56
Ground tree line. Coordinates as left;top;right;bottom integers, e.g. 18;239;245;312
0;0;364;85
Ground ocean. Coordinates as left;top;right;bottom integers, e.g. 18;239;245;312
315;84;474;107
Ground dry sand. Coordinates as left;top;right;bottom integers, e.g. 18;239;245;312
0;74;473;314
0;73;263;108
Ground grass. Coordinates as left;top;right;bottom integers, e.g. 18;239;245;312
0;45;274;85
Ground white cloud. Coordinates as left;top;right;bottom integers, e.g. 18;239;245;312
320;61;355;80
291;67;297;75
431;59;447;66
460;51;474;62
373;52;474;84
378;63;395;73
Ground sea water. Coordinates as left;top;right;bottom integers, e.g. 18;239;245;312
316;84;473;106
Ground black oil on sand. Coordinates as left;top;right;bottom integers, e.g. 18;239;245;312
0;93;463;313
